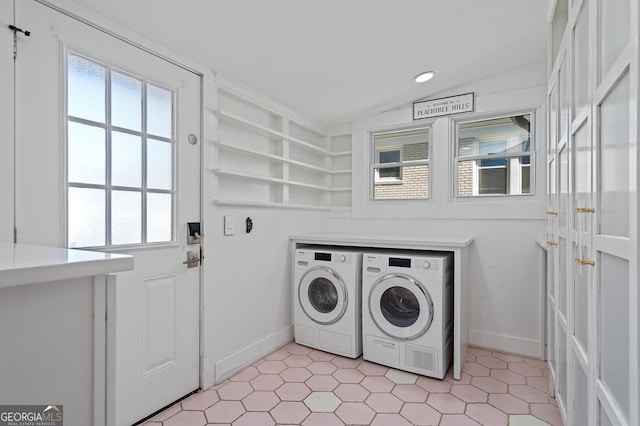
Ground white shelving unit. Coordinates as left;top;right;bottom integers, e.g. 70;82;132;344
213;77;352;210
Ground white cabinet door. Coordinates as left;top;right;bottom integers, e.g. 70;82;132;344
14;2;202;425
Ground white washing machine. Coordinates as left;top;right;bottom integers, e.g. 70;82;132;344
294;247;363;358
362;251;453;379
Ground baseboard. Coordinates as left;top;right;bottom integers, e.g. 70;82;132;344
468;329;542;358
214;326;294;383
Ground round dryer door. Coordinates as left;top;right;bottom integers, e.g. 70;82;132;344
299;266;348;325
368;273;434;340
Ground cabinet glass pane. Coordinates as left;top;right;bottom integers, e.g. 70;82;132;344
68;187;105;248
559;60;569;140
573;358;589;426
599;403;614;426
147;193;172;243
573;244;589;352
573;5;589;116
573;122;592;226
558;325;568;408
147;84;173;138
111;71;142;132
111;190;141;245
598;252;629;417
67;54;105;123
147;138;174;190
112;131;142;188
559;237;567;317
598;72;629;237
549;83;558;154
599;0;629;82
68;122;105;185
548;302;556;369
559;145;569;228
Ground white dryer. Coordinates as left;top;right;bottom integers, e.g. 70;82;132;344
362;251;453;379
294;247;363;358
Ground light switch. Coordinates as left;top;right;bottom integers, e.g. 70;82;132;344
224;215;235;236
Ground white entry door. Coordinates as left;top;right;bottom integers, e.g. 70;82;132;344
13;2;201;425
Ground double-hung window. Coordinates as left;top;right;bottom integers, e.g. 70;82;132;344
370;127;431;200
454;113;534;197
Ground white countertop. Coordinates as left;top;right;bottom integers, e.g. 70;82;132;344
0;242;134;289
290;233;474;249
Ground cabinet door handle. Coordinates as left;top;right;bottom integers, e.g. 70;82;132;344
546;211;559;216
547;241;558;246
575;258;595;266
575;207;595;213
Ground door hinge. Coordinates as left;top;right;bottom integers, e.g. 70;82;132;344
13;227;17;244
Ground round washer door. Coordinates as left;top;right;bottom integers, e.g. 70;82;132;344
368;273;434;340
298;266;348;325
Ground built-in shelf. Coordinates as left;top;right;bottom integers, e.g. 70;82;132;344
215;141;333;174
214;169;341;192
214;80;353;210
213;199;330;211
216;109;333;156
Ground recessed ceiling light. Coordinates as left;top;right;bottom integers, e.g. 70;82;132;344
414;71;435;83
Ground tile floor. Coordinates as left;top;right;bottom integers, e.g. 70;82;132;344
143;343;563;426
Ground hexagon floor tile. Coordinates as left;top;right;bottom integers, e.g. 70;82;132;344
140;342;562;425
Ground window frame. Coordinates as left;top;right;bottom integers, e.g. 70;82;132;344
452;110;536;199
65;51;177;249
369;125;432;201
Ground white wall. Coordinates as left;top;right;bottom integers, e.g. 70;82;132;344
202;207;325;383
327;66;548;357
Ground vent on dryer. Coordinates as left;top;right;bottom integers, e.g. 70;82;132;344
406;344;437;373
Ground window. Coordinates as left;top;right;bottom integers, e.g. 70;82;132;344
376;147;402;181
371;127;430;200
66;53;175;248
454;113;533;197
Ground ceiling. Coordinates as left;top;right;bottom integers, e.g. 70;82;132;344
65;0;551;128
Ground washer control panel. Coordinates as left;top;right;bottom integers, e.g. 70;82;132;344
364;253;441;274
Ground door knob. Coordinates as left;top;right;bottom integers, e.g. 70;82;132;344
183;250;200;268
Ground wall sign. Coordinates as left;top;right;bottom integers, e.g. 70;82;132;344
413;92;474;120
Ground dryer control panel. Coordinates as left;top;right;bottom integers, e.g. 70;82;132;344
364;253;442;275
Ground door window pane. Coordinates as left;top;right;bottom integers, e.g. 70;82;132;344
68;122;105;185
112;191;142;245
147;84;173;138
147;139;174;190
147;193;173;243
66;53;176;248
111;71;142;131
573;5;589;115
67;54;106;123
68;187;105;248
112;131;142;187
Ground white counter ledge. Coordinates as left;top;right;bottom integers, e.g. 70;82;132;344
290;233;474;249
0;242;134;288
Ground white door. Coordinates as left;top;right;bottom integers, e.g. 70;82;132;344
13;2;201;425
